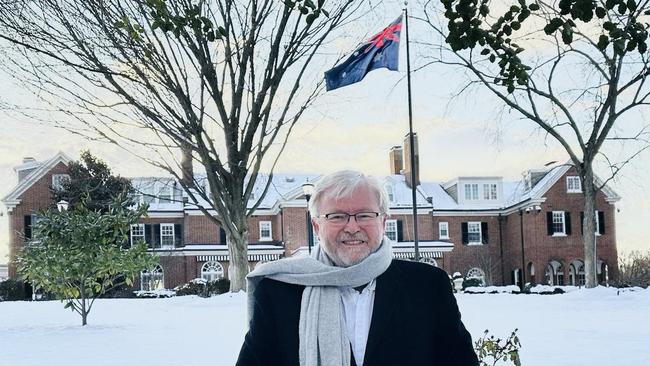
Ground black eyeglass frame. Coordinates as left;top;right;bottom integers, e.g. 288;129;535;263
316;212;383;224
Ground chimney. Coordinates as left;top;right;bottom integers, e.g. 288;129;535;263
16;157;38;182
403;133;420;188
180;143;193;186
389;146;403;175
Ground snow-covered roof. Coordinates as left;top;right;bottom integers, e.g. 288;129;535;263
110;163;622;213
1;151;73;212
3;152;621;215
183;172;321;211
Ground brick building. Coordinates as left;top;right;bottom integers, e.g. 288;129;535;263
2;148;620;290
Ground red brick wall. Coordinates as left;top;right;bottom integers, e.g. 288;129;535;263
388;213;434;241
502;167;618;285
282;207;309;255
184;214;219;244
8;162;69;278
248;214;280;243
433;215;505;285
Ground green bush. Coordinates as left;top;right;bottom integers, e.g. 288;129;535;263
462;277;484;290
175;278;231;297
474;329;521;366
0;279;29;301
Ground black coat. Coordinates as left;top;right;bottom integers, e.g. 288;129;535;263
237;260;478;366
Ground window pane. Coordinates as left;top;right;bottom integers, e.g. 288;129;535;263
468;222;481;243
439;222;449;238
158;184;172;203
130;224;145;245
161;224;174;246
385;220;397;241
552;212;565;233
259;221;271;240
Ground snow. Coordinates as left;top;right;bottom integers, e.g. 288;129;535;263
1;287;649;365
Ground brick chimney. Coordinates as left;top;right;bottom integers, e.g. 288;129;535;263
403;133;420;188
389;146;403;175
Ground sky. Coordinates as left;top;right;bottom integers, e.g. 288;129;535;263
1;5;650;264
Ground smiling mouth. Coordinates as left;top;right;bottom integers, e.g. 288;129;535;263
341;240;366;245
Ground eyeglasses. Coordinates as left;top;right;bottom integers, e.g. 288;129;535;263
317;212;382;225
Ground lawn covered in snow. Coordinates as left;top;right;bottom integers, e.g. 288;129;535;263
0;287;648;366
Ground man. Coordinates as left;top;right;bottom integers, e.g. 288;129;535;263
237;171;478;366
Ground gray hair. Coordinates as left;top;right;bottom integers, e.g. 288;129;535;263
308;170;388;217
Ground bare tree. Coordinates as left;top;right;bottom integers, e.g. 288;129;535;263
0;0;367;291
617;250;650;287
473;249;500;286
417;0;650;287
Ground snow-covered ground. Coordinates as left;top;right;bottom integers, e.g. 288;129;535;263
1;287;648;366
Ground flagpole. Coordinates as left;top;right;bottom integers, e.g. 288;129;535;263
404;3;420;262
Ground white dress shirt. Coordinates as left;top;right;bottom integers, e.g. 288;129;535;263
339;279;377;366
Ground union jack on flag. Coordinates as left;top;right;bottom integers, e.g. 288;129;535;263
324;16;402;91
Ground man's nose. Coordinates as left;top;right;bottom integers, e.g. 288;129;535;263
343;215;361;233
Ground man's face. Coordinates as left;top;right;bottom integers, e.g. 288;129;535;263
312;184;387;267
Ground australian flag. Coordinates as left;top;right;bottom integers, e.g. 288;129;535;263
324;16;402;91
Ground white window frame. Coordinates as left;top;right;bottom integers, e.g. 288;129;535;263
386;185;395;202
160;223;175;248
259;221;272;241
566;176;581;193
51;174;70;191
483;183;497;200
142;184;156;205
552;211;566;236
201;261;224;282
594;210;601;236
157;183;173;204
130;224;145;246
467;221;482;245
385;219;398;241
438;222;449;239
464;184;479;200
140;264;164;291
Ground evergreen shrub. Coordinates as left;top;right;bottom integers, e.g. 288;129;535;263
0;279;28;301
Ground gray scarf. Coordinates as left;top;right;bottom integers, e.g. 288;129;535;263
246;237;393;366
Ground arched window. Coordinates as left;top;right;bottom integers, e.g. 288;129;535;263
201;261;224;282
545;260;564;286
597;260;608;285
140;264;164;291
527;262;536;284
421;258;438;267
568;260;585;286
466;267;485;284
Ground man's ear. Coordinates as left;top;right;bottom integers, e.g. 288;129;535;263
381;213;388;230
311;216;320;238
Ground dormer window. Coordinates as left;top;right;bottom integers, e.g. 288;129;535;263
464;184;479;200
51;174;70;191
483;183;497;200
566;176;581;193
385;184;394;202
158;183;173;204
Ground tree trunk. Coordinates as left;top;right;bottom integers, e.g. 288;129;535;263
226;220;250;292
80;284;88;326
582;166;598;288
